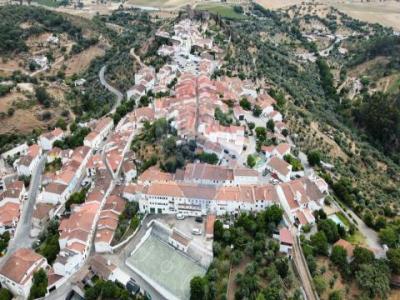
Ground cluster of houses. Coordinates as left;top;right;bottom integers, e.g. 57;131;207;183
0;180;26;235
120;162;328;228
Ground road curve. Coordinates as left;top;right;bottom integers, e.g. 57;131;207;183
99;65;124;114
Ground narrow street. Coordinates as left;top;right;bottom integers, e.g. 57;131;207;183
0;155;46;266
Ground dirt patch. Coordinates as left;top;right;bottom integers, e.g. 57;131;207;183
0;92;28;112
63;43;106;76
227;257;250;300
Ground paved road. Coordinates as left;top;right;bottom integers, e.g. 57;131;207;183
99;65;124;114
1;155;46;262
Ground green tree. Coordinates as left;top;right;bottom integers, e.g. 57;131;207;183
307;150;321;166
252;105;262;117
317;219;339;243
240;98;251;110
351;246;375;272
267;119;275;132
330;245;348;272
387;248;400;274
329;290;342;300
190;276;206;300
264;204;283;226
355;261;390;299
247;155;256;168
0;288;12;300
313;275;327;296
310;231;328;256
255;127;266;142
29;269;48;300
55;118;67;130
275;257;289;278
379;226;399;248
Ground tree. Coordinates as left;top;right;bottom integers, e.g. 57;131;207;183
240;98;251;110
29;269;48;300
310;231;328;256
247;155;256;168
0;288;12;300
355;261;390;299
329;290;342;300
351;246;375;272
252;105;262;117
307;150;321;166
267;119;275;132
264;204;283;226
214;220;224;242
387;248;400;274
317;219;339;243
255;127;266;142
275;258;289;278
330;245;347;271
379;226;399;248
35;86;52;108
55;118;67;130
190;276;206;300
313;275;327;296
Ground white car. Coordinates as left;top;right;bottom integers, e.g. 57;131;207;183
176;213;185;220
192;228;202;235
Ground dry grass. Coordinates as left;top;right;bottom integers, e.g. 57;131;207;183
63;43;106;76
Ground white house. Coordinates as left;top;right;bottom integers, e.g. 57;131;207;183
39;128;64;151
14;144;42;177
39;182;69;205
266;156;292;182
1;143;28;160
53;249;83;277
168;229;190;252
0;249;48;298
83;117;113;149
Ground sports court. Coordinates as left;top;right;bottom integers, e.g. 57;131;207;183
126;234;207;300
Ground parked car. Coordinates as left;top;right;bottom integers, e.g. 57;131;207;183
126;279;140;296
195;216;203;223
192;228;202;235
176;213;185;220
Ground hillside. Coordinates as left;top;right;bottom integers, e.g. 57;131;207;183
199;0;400;254
0;6;160;154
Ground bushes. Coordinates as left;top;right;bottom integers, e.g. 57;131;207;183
28;269;48;300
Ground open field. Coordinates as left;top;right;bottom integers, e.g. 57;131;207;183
196;3;246;19
126;0;192;9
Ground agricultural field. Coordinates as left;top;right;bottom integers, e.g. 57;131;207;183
196;3;247;20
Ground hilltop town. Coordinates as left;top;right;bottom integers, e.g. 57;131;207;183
0;1;400;300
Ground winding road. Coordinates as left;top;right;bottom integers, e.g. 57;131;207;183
99;65;124;114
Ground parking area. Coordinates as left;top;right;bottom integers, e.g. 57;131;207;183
155;214;213;252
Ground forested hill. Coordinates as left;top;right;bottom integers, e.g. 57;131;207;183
0;5;98;55
203;2;400;236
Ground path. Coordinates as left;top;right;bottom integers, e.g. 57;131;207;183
129;48;145;68
291;227;318;300
99;65;124;114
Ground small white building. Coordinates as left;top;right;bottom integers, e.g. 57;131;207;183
168;229;190;252
39;128;64;151
53;249;83;277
